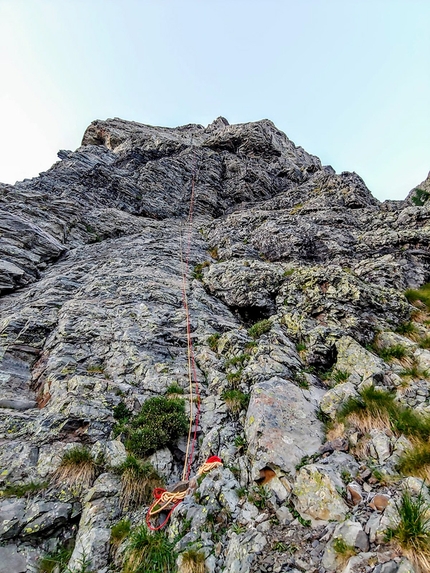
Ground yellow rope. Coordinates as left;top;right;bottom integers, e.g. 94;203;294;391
148;489;188;516
197;461;223;475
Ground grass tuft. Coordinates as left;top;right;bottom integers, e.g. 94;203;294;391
207;333;220;352
165;383;184;396
180;549;206;573
111;518;131;548
405;284;430;309
38;544;74;573
385;488;430;572
193;261;210;281
332;536;357;566
332;370;350;384
379;344;408;362
221;389;249;414
118;455;163;510
396;321;419;338
123;525;176;573
398;442;430;482
0;481;47;498
54;446;96;489
248;319;272;339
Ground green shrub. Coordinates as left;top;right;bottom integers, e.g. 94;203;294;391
165;383;184;395
385;488;430;572
411;188;430;206
124;396;188;457
296;342;306;352
248;319;272;339
123;526;176;573
222;389;249;414
113;401;132;421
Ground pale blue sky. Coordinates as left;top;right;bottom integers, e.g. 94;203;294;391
0;0;429;200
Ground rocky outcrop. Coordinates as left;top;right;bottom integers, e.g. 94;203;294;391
1;116;429;572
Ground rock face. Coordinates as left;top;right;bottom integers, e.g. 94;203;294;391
0;116;429;572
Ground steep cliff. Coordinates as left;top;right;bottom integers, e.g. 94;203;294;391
1;117;429;573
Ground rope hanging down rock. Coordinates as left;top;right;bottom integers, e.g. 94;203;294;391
146;158;223;531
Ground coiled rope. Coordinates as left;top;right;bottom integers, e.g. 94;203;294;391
146;456;222;530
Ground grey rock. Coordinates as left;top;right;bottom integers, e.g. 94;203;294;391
245;377;324;477
224;529;267;573
22;500;72;537
0;545;26;573
0;499;26;539
68;473;120;572
293;464;349;524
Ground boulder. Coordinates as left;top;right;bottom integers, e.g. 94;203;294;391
292;464;349;524
245;377;324;477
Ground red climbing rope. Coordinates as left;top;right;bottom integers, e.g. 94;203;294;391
146;159;205;531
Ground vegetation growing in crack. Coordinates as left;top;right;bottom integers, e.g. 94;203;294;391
207;333;220;352
411;188;430;206
192;261;210;281
53;446;97;489
180;549;206;573
248;319;272;339
405;283;430;309
332;536;357;565
38;542;75;573
222;389;250;415
0;481;47;498
123;525;177;573
110;518;131;549
118;455;163;509
385;488;430;572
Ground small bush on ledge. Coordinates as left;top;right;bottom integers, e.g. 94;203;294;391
124;396;188;457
